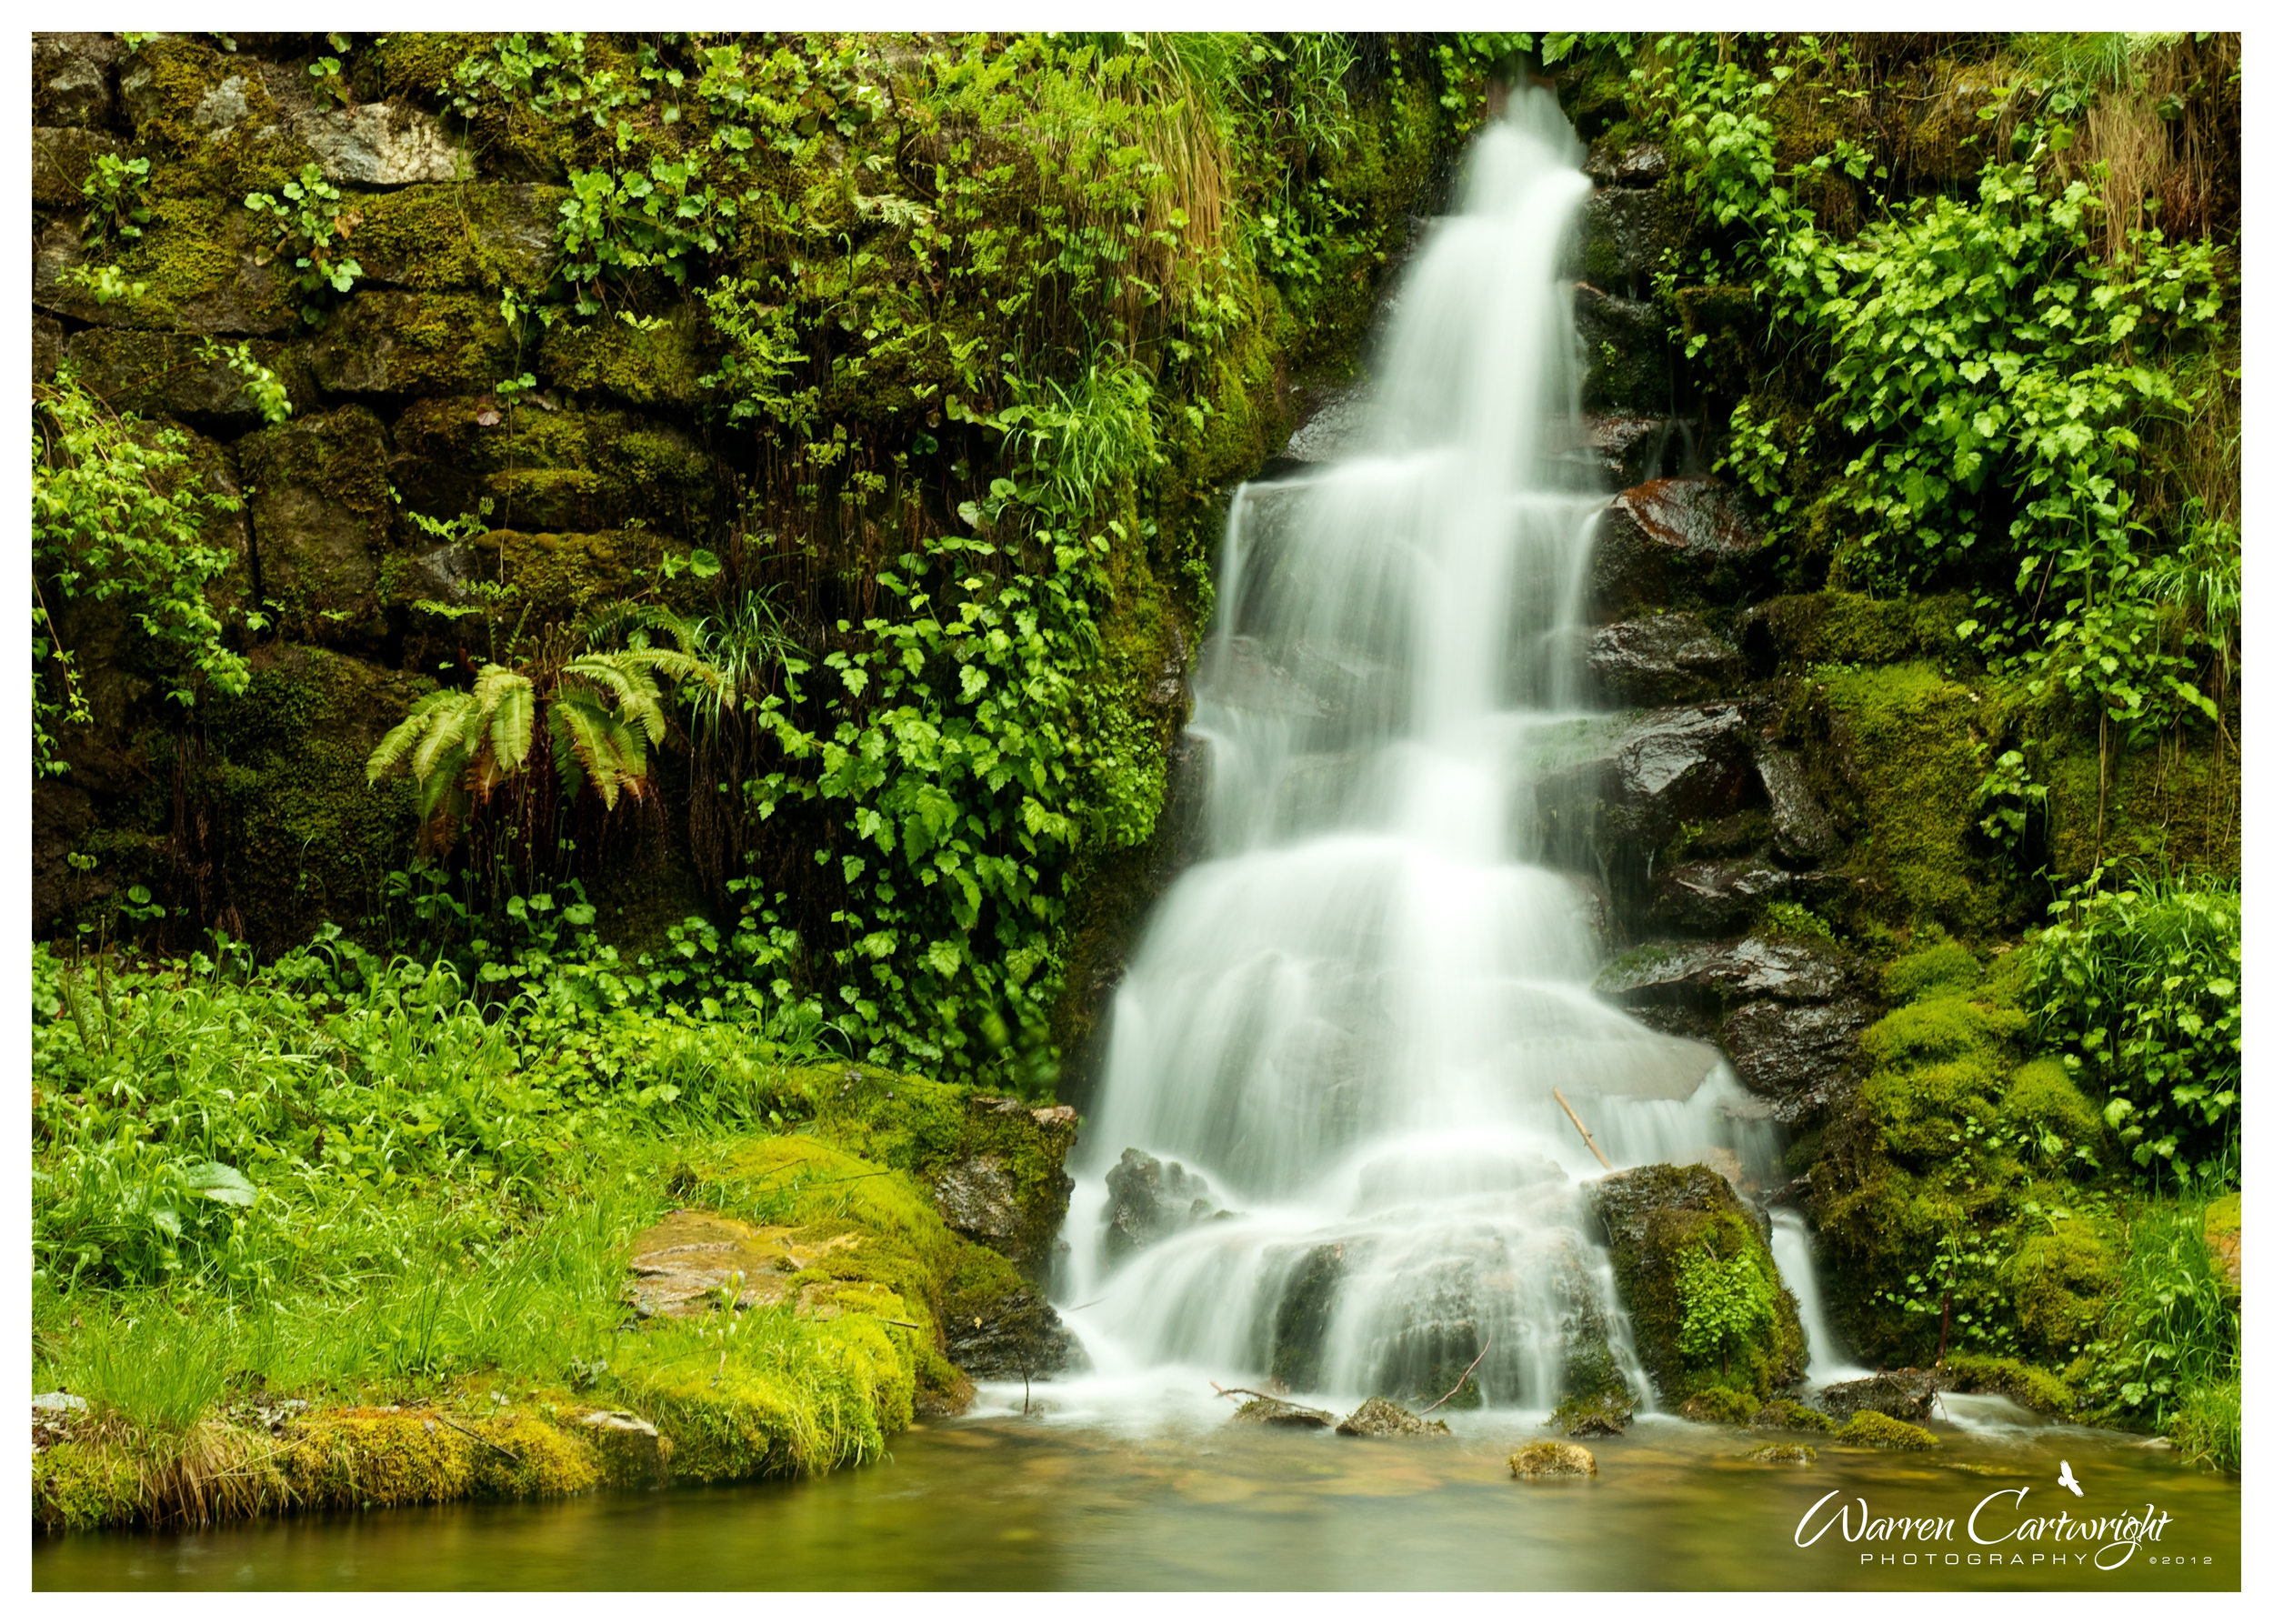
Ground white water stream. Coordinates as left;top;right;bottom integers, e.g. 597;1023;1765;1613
1049;94;1788;1416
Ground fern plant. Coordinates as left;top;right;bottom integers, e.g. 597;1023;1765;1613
367;645;727;851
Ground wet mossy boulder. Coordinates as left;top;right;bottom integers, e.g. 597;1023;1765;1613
1103;1147;1233;1264
1589;479;1767;617
1231;1397;1335;1429
1816;1369;1938;1427
939;1238;1086;1386
458;527;697;633
1587;614;1743;708
1678;1385;1757;1425
1508;1440;1597;1479
1268;1239;1355;1392
1938;1353;2078;1419
1587;1162;1807;1411
34;33;123;127
31;125;122;207
351;183;565;294
1737;589;1971;675
1749;1398;1834;1433
538;307;715;406
1649;858;1793;937
1837;1409;1938;1450
59;327;313;431
1575;285;1669;413
1747;1442;1816;1464
1337;1397;1450;1438
1550;1393;1633;1439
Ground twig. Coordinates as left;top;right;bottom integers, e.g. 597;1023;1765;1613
1414;1333;1494;1417
1209;1382;1332;1418
432;1412;524;1465
1553;1088;1613;1171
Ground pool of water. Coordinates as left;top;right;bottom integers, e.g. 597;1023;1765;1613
35;1396;2238;1590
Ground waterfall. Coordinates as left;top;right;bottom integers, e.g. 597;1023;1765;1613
1769;1208;1872;1387
1055;90;1774;1412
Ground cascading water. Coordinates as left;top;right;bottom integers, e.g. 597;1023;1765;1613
1052;91;1782;1415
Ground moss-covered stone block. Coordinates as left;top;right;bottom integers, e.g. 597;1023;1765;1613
540;308;715;406
302;290;520;396
352;183;565;293
1741;589;1970;674
1837;1409;1938;1449
1588;1162;1807;1410
2046;735;2239;881
117;35;317;197
58;326;315;430
390;395;723;536
31;125;123;207
461;527;689;630
240;406;396;639
52;195;302;336
34;33;122;128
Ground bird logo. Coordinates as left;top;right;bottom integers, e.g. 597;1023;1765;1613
2057;1460;2083;1497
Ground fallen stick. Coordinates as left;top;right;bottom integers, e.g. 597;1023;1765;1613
433;1412;524;1465
1553;1088;1613;1171
1209;1382;1332;1418
1415;1333;1494;1417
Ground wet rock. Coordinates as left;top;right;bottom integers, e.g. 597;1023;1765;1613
1550;1394;1632;1438
1817;1369;1940;1427
295;102;465;185
1756;747;1837;867
1595;937;1860;1024
33;33;120;126
1584;141;1668;188
1590;478;1765;617
35;314;65;383
1720;998;1869;1112
1577;186;1675;299
1747;1443;1817;1464
351;184;565;294
1575;284;1668;414
1104;1148;1231;1263
1587;614;1742;707
1587;1163;1807;1408
1650;860;1792;937
1508;1440;1597;1479
1281;382;1370;466
1231;1397;1334;1429
1269;1239;1353;1391
303;291;516;396
1336;1397;1450;1438
1584;414;1684;487
942;1283;1086;1381
1749;1398;1834;1433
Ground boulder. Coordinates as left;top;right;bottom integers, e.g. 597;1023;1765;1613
1269;1239;1357;1391
1587;614;1742;707
1650;859;1792;937
942;1282;1086;1381
1749;1398;1834;1432
1747;1443;1816;1464
576;1410;666;1488
1719;998;1870;1118
923;1096;1078;1278
1595;937;1860;1026
294;102;465;185
1756;747;1837;867
33;33;121;126
61;326;311;429
36;203;297;336
352;183;566;294
1590;477;1765;617
1577;185;1676;299
1508;1440;1597;1479
1103;1148;1232;1264
1817;1369;1940;1427
1549;1392;1633;1438
302;291;516;396
1587;1162;1807;1410
1336;1397;1450;1438
1575;284;1669;414
1583;413;1684;488
1584;141;1669;188
1838;1410;1939;1450
1280;382;1370;466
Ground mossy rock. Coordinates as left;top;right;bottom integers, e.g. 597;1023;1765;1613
1838;1409;1938;1450
539;309;715;407
2046;736;2238;881
1508;1440;1597;1479
117;35;317;197
1678;1385;1757;1425
1337;1397;1451;1438
1938;1353;2078;1418
1747;1442;1817;1464
352;183;566;294
58;327;315;430
300;290;518;396
1587;1163;1807;1409
1882;941;1981;1005
73;195;300;336
2005;1219;2118;1354
1741;590;1970;672
1749;1398;1834;1432
239;406;396;640
1551;1393;1633;1438
460;527;694;631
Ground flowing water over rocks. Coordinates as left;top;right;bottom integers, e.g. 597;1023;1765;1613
1056;92;1785;1418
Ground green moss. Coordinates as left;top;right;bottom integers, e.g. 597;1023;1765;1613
285;1409;478;1509
540;311;714;406
1799;663;2016;935
1939;1352;2078;1418
353;184;566;295
120;35;317;198
1750;1398;1835;1432
2006;1220;2118;1353
1883;942;1981;1004
1680;1384;1757;1425
306;291;520;396
1837;1409;1939;1449
2046;735;2239;881
98;195;296;335
463;528;694;629
32;1439;145;1531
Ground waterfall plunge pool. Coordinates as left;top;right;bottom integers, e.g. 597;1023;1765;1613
35;1402;2238;1590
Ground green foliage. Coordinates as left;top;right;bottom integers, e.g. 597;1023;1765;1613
2028;873;2239;1176
80;152;153;253
243;164;365;323
1674;1242;1778;1380
197;338;295;426
31;372;249;776
1838;1409;1938;1449
2073;1190;2239;1457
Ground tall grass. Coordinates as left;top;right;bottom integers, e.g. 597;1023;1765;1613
2088;1189;2241;1472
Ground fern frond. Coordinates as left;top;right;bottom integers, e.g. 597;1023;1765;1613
366;687;463;782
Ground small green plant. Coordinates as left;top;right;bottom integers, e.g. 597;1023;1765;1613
1675;1242;1777;1379
306;35;355;109
196;339;293;426
243;164;364;323
79;152;152;252
63;264;148;306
